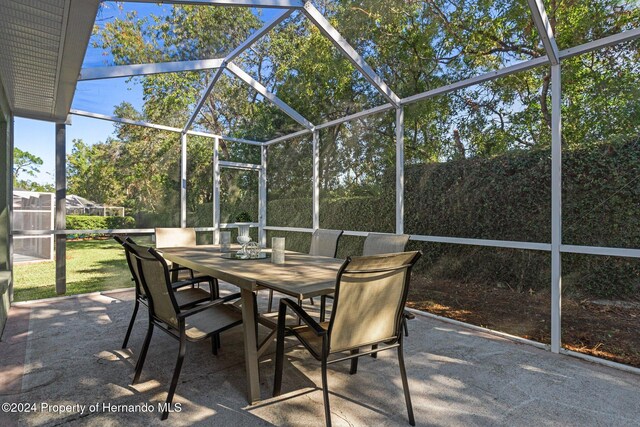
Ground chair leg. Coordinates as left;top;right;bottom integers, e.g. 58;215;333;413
122;299;139;349
309;297;315;306
267;289;274;312
272;303;287;397
398;337;415;426
211;334;218;356
162;332;187;420
296;297;303;325
371;344;378;358
403;317;409;337
349;349;359;375
132;320;154;384
321;355;332;427
320;295;326;322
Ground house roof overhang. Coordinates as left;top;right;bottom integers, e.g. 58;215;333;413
0;0;100;122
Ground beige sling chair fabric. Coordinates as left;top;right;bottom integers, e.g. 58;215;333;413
362;233;410;256
273;251;421;427
155;227;197;248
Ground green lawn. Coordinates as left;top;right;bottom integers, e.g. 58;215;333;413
13;239;134;302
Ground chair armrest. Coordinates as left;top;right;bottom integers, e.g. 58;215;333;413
171;275;214;290
178;292;241;318
279;298;326;336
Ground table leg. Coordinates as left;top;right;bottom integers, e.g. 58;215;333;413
241;288;261;404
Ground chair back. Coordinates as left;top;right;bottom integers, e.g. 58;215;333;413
328;251;421;353
124;243;179;328
309;229;343;258
115;236;145;297
362;233;410;256
155;227;197;248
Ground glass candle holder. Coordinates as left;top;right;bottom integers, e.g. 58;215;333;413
272;237;285;264
220;231;231;253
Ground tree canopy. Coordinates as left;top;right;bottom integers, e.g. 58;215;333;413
68;0;640;220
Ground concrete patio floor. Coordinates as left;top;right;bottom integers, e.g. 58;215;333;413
1;285;639;427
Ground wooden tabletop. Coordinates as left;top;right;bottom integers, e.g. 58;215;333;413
160;245;344;299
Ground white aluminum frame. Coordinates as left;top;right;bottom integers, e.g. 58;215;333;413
213;137;221;243
183;8;296;133
181;133;188;227
259;145;267;246
226;62;314;129
550;64;562;353
69;109;263;144
13;0;640;374
312;130;320;229
527;0;560;65
255;13;640;370
184;67;226;133
301;1;401;107
118;0;304;8
79;58;225;81
395;107;404;235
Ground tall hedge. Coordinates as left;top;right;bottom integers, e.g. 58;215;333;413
66;215;136;238
268;139;640;298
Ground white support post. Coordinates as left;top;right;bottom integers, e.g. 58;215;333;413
550;63;562;353
395;107;404;235
259;145;267;247
312;130;320;230
180;133;187;228
213;137;221;244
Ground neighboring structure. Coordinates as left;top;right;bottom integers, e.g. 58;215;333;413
12;191;54;263
65;194;124;217
12;191;124;264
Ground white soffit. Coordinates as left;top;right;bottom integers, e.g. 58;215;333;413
0;0;100;122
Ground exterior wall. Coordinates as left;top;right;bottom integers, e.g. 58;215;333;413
0;80;12;336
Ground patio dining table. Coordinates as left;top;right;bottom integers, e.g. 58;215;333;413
160;245;344;404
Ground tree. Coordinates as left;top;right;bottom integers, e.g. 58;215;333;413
67;138;124;205
93;0;640;203
12;148;55;192
13;148;43;181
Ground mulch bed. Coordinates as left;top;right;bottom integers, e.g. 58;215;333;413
407;275;640;368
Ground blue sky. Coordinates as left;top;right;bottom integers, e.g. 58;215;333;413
14;117;117;185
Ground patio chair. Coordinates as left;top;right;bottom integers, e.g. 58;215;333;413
115;236;219;350
267;229;343;313
155;227;200;280
362;233;411;256
320;233;411;322
127;244;243;420
273;251;422;427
